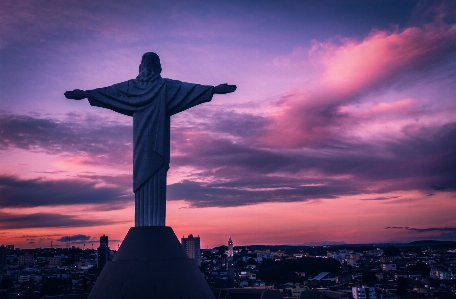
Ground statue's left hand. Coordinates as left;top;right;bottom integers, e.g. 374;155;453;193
64;89;87;100
214;84;237;94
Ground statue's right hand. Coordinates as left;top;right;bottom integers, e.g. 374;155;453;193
64;89;87;100
214;83;237;94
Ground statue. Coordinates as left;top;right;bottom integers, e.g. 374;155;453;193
65;52;236;226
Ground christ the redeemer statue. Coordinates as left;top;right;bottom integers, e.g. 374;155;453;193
65;52;236;226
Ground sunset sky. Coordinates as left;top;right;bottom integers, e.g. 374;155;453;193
1;0;456;249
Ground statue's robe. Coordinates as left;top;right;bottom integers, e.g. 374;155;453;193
86;77;214;226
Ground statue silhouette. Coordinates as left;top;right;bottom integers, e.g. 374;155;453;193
65;52;236;226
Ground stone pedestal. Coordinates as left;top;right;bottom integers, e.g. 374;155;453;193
88;226;215;299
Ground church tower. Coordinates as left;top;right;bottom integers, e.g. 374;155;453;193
227;236;234;257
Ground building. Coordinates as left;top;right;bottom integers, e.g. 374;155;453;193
255;250;274;261
100;234;108;247
298;290;349;299
352;286;377;299
47;256;62;267
430;267;456;280
311;272;337;282
227;236;233;257
18;253;34;266
0;245;6;273
381;263;396;271
181;234;201;266
380;256;394;263
214;288;282;299
97;235;110;269
330;251;349;262
365;248;383;256
291;287;307;298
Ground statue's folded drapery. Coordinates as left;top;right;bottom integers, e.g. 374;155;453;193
86;77;214;226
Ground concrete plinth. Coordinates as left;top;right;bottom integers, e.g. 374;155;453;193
88;226;215;299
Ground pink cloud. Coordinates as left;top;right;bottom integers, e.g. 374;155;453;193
339;98;417;116
263;23;456;148
371;98;416;113
313;24;456;93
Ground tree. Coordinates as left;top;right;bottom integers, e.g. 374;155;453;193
214;245;228;256
407;261;430;274
0;277;13;289
236;260;247;269
202;250;214;259
383;246;400;256
41;278;67;295
362;271;378;284
396;277;408;297
246;258;257;265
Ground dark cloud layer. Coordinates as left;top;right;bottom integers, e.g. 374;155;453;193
167;121;456;207
0;112;132;166
384;226;456;241
57;234;91;243
168;178;352;208
0;212;113;229
1;109;455;208
0;175;131;208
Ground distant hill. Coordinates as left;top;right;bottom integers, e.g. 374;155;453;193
236;240;456;251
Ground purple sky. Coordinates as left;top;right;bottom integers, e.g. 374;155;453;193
1;0;456;249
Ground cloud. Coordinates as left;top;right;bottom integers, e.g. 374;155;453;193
384;225;456;241
264;22;456;148
0;211;115;229
0;0;150;50
0;175;131;208
1;107;455;209
0;112;132;167
360;196;401;201
15;234;62;239
57;234;91;244
314;24;456;93
168;177;353;208
168;122;456;207
370;98;416;114
410;0;456;26
1;13;456;211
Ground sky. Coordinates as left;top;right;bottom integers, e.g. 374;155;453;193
1;0;456;249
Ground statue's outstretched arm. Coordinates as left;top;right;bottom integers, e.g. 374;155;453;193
64;89;88;100
213;84;237;94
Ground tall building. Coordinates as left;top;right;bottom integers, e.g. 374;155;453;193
227;236;234;257
181;234;201;267
97;235;110;269
0;245;6;273
100;235;108;247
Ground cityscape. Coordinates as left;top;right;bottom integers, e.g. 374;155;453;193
1;235;456;298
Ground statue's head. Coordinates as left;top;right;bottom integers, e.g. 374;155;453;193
137;52;162;82
139;52;162;74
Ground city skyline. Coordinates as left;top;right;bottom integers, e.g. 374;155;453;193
1;0;456;249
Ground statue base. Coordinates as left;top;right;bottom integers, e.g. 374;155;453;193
88;226;215;299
